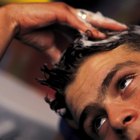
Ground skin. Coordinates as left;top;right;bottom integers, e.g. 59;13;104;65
0;3;127;140
0;2;127;62
65;44;140;140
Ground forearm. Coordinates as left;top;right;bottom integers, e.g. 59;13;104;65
0;5;18;60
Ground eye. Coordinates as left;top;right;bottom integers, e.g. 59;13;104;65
93;116;107;133
117;75;134;92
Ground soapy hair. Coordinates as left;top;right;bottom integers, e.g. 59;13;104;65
39;25;140;119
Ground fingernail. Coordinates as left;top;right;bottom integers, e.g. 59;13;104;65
107;18;128;29
120;24;128;29
115;21;128;28
98;32;106;38
85;30;92;37
115;23;128;31
91;28;106;38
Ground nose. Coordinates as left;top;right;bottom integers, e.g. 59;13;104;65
107;105;138;129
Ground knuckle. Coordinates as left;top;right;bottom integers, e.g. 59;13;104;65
58;2;70;10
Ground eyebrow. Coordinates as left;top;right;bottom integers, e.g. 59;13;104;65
100;60;139;97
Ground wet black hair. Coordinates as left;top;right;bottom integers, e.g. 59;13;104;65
39;25;140;120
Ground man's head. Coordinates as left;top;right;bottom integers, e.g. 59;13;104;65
40;25;140;140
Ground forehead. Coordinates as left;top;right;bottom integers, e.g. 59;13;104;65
65;44;140;122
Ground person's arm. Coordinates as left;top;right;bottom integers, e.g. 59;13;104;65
0;6;18;60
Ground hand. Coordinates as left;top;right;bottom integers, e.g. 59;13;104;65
6;2;127;37
1;2;127;62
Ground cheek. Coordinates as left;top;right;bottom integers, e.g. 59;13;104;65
101;127;120;140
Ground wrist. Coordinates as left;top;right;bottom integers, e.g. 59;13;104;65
0;5;19;60
0;4;19;36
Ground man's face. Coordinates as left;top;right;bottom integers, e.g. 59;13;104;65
65;44;140;140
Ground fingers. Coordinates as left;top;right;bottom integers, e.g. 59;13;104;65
68;8;127;38
45;45;61;64
86;11;127;31
66;8;106;38
17;29;64;64
7;2;127;39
